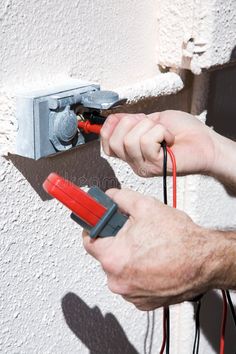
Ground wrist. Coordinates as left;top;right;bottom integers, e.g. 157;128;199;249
202;228;236;290
207;129;236;191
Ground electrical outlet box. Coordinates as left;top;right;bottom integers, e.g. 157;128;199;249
16;81;100;160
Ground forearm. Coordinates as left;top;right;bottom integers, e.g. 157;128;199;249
204;227;236;290
209;130;236;192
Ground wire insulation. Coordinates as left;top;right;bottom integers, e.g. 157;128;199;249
166;147;177;208
226;290;236;329
162;143;168;205
192;300;201;354
159;144;177;354
220;290;228;354
160;311;167;354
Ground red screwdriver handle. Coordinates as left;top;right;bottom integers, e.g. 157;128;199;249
78;121;102;135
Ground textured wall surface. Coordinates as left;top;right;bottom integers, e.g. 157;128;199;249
0;0;184;155
0;0;158;88
157;0;236;74
1;0;236;353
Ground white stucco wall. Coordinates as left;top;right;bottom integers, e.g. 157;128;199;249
1;1;236;353
157;0;236;74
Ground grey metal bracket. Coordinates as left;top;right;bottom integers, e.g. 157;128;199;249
81;90;127;110
16;81;126;159
16;82;99;159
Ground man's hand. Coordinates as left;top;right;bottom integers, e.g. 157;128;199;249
83;189;220;310
100;111;216;177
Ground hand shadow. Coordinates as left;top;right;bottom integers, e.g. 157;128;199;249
199;290;236;353
7;140;120;201
61;293;138;354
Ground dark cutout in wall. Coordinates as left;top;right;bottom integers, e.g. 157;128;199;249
206;60;236;140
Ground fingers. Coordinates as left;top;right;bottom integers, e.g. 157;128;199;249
101;113;175;172
82;229;114;262
82;187;144;263
100;113;127;155
123;119;156;163
101;113;146;158
140;124;175;161
105;188;153;216
122;295;164;310
148;112;161;123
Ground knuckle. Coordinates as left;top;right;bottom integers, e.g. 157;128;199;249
140;134;150;148
134;198;146;213
101;253;125;276
135;304;147;311
82;237;91;253
107;279;118;294
109;138;119;155
107;113;117;121
123;135;133;150
120;116;134;128
108;280;132;296
137;113;147;119
135;303;154;311
101;255;116;273
155;124;166;137
100;128;108;140
135;164;149;177
134;196;156;214
107;279;125;295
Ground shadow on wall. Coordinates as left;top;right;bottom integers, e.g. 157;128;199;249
7;77;194;201
206;53;236;141
230;46;236;61
61;292;138;354
200;290;236;354
7;140;120;201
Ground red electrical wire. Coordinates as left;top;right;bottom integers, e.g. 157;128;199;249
75;119;228;352
220;290;228;354
160;147;228;354
166;146;177;208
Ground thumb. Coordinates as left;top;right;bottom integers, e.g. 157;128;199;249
106;188;143;216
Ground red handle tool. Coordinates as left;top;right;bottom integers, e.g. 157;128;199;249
43;173;127;238
78;121;102;135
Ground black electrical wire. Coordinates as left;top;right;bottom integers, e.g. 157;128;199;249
164;307;170;354
192;300;201;354
162;141;170;354
226;290;236;329
162;142;168;205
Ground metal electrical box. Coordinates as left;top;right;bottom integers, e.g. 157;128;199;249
16;81;100;159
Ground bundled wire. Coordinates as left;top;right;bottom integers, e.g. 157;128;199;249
220;290;228;354
78;119;236;354
225;290;236;329
158;141;235;354
159;142;177;354
160;142;169;354
192;300;201;354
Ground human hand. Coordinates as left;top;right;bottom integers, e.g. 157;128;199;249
100;110;217;177
83;188;217;310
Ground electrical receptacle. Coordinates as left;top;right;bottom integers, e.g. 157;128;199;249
16;80;125;160
16;81;99;160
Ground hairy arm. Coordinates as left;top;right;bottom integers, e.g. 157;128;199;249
83;189;236;310
205;228;236;291
101;110;236;193
209;131;236;193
